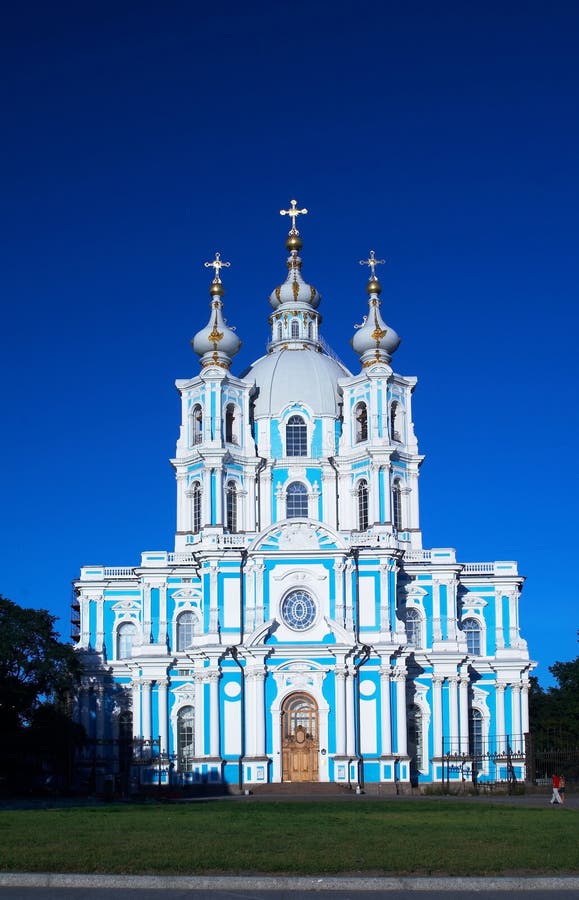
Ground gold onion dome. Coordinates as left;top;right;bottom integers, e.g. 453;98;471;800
351;251;400;367
191;253;241;369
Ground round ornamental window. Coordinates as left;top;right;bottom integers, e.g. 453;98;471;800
281;590;317;631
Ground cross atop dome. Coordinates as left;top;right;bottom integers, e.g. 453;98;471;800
280;199;308;234
204;252;231;283
359;250;385;279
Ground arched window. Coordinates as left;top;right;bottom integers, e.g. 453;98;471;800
226;480;237;532
286;415;307;456
469;708;483;760
392;479;403;531
357;479;369;531
176;611;196;651
277;323;283;340
463;618;482;656
177;706;195;771
117;622;137;660
191;404;203;446
287;481;308;518
191;481;202;533
307;321;313;339
354;402;368;443
390;401;402;442
290;319;300;338
408;704;423;768
225;403;237;444
405;607;422;648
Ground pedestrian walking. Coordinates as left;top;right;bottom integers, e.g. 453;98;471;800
559;774;566;805
550;773;562;804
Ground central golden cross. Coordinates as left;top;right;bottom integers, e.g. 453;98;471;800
280;199;308;232
204;252;231;282
359;250;385;278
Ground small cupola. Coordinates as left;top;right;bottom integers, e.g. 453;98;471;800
191;252;241;370
351;250;400;368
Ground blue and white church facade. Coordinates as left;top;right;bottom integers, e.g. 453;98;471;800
74;203;534;790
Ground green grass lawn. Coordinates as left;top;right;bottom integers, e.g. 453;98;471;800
0;800;577;876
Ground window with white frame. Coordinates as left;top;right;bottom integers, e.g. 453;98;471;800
408;704;424;768
357;479;369;531
463;618;482;656
469;708;484;760
290;319;300;338
390;400;402;442
286;415;307;456
277;322;283;340
354;402;368;443
392;479;403;531
177;706;195;771
226;480;237;532
191;404;203;446
176;611;196;651
405;607;422;648
225;403;237;444
307;321;313;339
286;481;308;518
117;621;137;659
191;481;202;533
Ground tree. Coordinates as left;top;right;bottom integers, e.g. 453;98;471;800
0;596;80;732
530;631;579;745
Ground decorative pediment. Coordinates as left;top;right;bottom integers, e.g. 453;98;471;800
461;594;488;611
399;584;428;603
253;520;345;552
172;589;203;607
112;600;141;613
323;616;354;644
246;618;279;647
273;568;327;582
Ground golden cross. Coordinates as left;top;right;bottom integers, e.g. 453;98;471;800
359;250;385;278
204;251;231;282
280;199;308;232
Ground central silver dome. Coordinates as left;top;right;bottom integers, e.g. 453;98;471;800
242;347;350;418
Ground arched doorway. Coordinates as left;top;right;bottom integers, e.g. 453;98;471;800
281;692;319;783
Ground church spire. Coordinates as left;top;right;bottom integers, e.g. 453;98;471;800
268;199;322;351
351;250;400;368
191;253;241;370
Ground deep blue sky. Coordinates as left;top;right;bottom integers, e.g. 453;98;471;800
1;1;577;684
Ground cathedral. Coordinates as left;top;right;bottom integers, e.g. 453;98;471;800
74;202;534;790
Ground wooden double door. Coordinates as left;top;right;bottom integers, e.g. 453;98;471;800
281;692;319;783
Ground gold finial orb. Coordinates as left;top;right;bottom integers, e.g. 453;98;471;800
367;276;382;295
209;281;225;297
285;233;303;252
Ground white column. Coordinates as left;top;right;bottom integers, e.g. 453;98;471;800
334;559;345;625
158;584;168;646
215;470;223;525
261;467;272;528
158;679;168;754
509;590;519;647
370;463;380;525
80;597;90;648
194;675;205;756
143;584;152;644
245;473;257;531
209;671;220;758
521;683;530;736
344;561;354;631
95;597;104;653
407;464;421;534
345;668;356;757
176;473;186;532
335;668;347;756
322;470;337;530
511;684;522;752
141;680;152;743
245;561;256;634
245;670;256;757
96;686;106;742
209;561;219;634
394;670;407;756
432;579;442;641
379;665;392;756
255;561;265;626
132;680;142;739
81;685;92;738
459;674;469;754
495;683;506;753
494;590;505;649
202;465;212;527
448;677;459;754
446;577;458;640
379;562;390;634
253;668;266;757
432;676;443;758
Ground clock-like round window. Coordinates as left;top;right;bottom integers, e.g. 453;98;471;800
281;590;317;631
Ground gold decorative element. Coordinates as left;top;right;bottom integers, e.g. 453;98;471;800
292;282;299;301
371;326;387;341
310;286;316;301
208;325;224;343
280;199;308;233
275;286;281;301
359;250;385;278
204;251;231;283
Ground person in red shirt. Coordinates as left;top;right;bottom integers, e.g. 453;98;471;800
550;774;562;804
